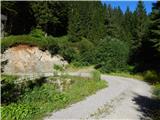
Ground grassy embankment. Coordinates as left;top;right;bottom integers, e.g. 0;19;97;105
67;65;160;99
1;71;107;120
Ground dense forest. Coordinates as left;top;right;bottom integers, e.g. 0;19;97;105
1;1;160;75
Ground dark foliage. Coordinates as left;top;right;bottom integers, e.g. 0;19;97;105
1;1;160;81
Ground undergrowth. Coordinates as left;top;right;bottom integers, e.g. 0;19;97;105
1;76;107;120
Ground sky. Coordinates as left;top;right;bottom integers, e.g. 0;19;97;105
101;0;157;14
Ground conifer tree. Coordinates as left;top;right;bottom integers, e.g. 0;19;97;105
132;1;148;50
130;1;149;64
149;1;160;52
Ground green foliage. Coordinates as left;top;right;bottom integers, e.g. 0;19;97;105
2;76;107;120
68;1;105;43
154;84;160;99
1;35;48;53
94;37;129;73
1;1;159;77
91;70;101;81
1;74;18;83
136;1;160;73
143;70;160;84
30;29;45;38
130;1;149;65
1;75;19;104
1;1;35;35
107;71;144;80
54;64;64;72
73;38;95;66
149;1;160;52
30;1;69;36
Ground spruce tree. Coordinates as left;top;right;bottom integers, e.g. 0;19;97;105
130;1;149;64
68;1;105;43
134;1;160;72
149;1;160;52
123;6;134;46
132;1;148;50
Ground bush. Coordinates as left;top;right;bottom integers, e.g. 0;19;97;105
1;31;70;58
94;36;129;73
1;35;48;53
30;29;45;38
1;75;19;104
143;70;160;84
154;84;160;99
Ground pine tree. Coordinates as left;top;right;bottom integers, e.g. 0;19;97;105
130;1;149;64
68;2;82;42
123;6;134;46
30;1;68;36
132;1;148;50
104;5;126;41
68;1;105;43
133;1;160;72
149;1;160;52
1;1;35;35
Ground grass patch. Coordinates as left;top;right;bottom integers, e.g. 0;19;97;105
66;64;95;72
1;35;48;53
106;72;143;80
143;70;160;84
1;76;107;120
91;70;101;81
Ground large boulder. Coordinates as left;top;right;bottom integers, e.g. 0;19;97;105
1;45;68;75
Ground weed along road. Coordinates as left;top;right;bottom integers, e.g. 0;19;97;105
45;72;153;120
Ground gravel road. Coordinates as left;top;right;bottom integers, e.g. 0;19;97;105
44;72;153;120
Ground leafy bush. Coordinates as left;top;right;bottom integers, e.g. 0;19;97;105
75;38;95;65
143;70;160;84
54;64;64;72
1;30;71;58
1;75;19;104
94;36;129;73
30;29;45;38
154;84;160;99
1;75;47;105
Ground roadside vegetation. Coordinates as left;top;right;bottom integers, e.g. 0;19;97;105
2;1;160;75
1;73;107;120
1;1;160;119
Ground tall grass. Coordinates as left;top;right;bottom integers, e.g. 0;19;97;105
91;70;101;81
1;76;107;120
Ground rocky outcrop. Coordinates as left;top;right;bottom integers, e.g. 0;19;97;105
1;45;68;75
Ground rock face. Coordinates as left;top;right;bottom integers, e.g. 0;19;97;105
1;45;68;75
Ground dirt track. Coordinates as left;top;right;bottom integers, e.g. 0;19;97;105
45;72;153;120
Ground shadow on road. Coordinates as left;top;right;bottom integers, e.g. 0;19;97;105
132;95;160;120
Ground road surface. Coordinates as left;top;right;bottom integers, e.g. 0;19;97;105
44;72;153;120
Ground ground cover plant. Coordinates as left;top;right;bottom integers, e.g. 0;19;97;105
1;74;107;120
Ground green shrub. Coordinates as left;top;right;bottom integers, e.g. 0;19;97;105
1;31;71;58
143;70;160;84
54;64;64;72
59;45;79;63
30;29;45;38
94;36;129;73
154;84;160;99
75;38;95;65
1;35;48;53
91;70;101;81
1;75;19;104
